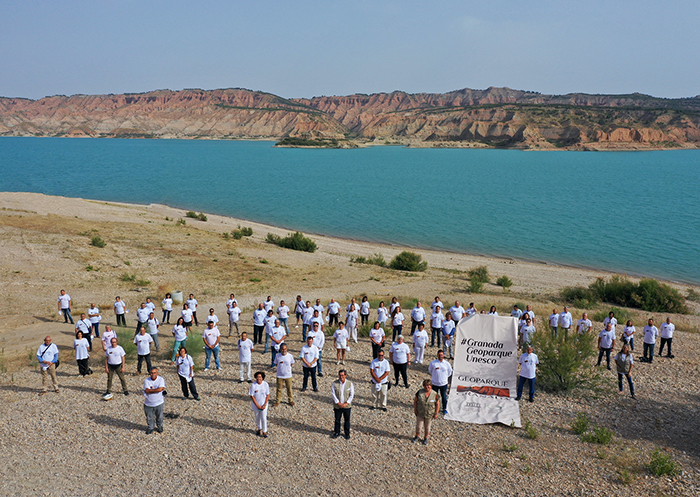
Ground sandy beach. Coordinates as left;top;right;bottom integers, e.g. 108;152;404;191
1;191;699;495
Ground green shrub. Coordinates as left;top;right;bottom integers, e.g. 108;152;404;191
560;286;599;308
197;212;207;221
686;288;700;303
523;419;539;440
502;442;518;453
496;275;513;291
135;278;150;287
351;253;386;267
90;235;106;248
648;449;681;476
185;211;198;219
120;273;136;282
176;218;186;226
222;232;230;240
389;251;427;272
467;280;484;293
531;329;597;392
571;413;590;435
468;266;490;283
266;231;317;253
581;425;614;445
232;226;253;239
587;276;689;314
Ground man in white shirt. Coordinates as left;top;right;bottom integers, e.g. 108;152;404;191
310;309;325;333
143;367;165;434
269;319;288;367
519;317;536;348
186;294;199;326
511;305;523;320
136;303;150;335
313;298;324;316
101;325;117;352
450;301;466;323
370;350;391;411
548;309;559;337
277;300;290;334
430;306;444;348
134;326;154;374
331;369;354;439
559;307;573;336
88;303;101;338
643;318;660;363
237;331;254;383
466;302;477;317
410;302;426;335
37;336;59;394
659;317;675;358
302;301;314;341
76;313;93;351
57;289;74;324
430;297;444;313
206;308;219;326
105;337;128;396
113;296;127;327
226;294;237;311
294;295;304;328
389;335;411;388
263;310;276;354
428;350;453;415
307;322;326;377
326;298;340;327
602;311;618;333
227;301;242;338
147;312;160;350
264;296;275;313
577;313;593;334
273;344;295;407
596;323;616;370
516;345;539;402
253;303;266;346
299;336;319;392
525;305;535;321
202;321;221;371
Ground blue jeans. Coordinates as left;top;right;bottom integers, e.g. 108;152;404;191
392;325;402;341
434;384;448;413
517;376;535;400
263;333;270;353
205;345;220;369
62;308;74;324
280;317;289;333
624;336;634;351
302;323;309;341
271;347;278;367
92;323;100;337
643;342;655;362
431;327;441;347
550;326;557;338
317;349;323;374
618;373;635;395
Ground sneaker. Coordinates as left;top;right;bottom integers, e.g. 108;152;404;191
194;396;201;401
317;373;324;377
631;394;637;399
412;436;420;443
443;410;448;415
404;383;410;388
239;379;244;383
262;433;268;438
124;391;129;396
423;438;430;445
331;433;339;439
344;434;350;440
313;388;319;392
381;407;387;412
301;388;307;392
217;367;222;370
204;368;209;372
156;427;163;433
337;361;340;365
145;429;153;435
528;398;534;403
247;380;252;383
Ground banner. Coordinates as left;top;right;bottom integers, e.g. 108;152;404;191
445;314;521;427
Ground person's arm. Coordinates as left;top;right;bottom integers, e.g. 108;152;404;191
251;394;263;410
189;358;194;378
378;366;390;382
434;395;440;419
597;336;601;349
310;354;318;367
389;350;394;364
407;349;411;366
262;393;269;410
331;382;341;406
370;367;380;383
611;338;616;350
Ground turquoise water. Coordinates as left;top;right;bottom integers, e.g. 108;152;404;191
2;137;699;284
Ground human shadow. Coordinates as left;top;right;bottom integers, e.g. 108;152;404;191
182;415;238;432
0;384;42;394
269;416;411;442
57;383;104;395
33;315;58;323
88;413;142;431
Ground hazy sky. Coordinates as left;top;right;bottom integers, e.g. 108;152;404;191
1;0;698;100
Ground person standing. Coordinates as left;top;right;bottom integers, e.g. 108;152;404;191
273;344;295;407
577;313;593;334
370;350;391;411
277;300;290;334
346;305;359;344
413;379;439;445
603;311;618;333
430;305;444;347
333;322;349;365
227;301;242;338
622;320;636;351
519;317;536;349
391;305;405;342
37;336;59;394
410;302;426;335
146;312;160;351
186;294;199;326
134;326;154;374
74;330;91;376
57;289;73;324
88;303;101;338
331;369;354;440
294;295;305;328
326;298;340;327
390;297;401;314
428;350;452;415
390;335;411;388
643;318;659;363
143;367;165;434
237;331;254;383
466;303;478;317
250;371;270;437
511;305;523;319
171;317;188;363
101;325;117;352
307;322;326;377
369;321;386;359
176;346;200;401
377;301;389;326
596;323;616;370
104;337;129;396
559;306;573;336
450;301;466;323
135;303;150;336
548;309;559;337
430;296;444;313
614;343;635;399
269;318;287;367
301;301;314;342
264;296;275;313
516;345;538;402
145;297;156;316
202;321;221;371
161;293;173;324
442;312;455;359
76;313;93;351
300;336;319;392
412;323;429;364
113;296;127;328
206;308;219;326
263;309;276;354
360;296;371;326
659;317;675;358
253;303;266;346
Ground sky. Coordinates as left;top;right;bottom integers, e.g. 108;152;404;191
1;0;698;100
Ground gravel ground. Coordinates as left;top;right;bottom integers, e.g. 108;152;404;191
1;326;698;497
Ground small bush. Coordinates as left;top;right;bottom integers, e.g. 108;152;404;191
497;275;513;292
468;266;490;283
560;285;599;308
135;278;150;287
389;251;427;272
467;280;484;294
185;211;207;220
532;329;597;392
686;288;700;303
266;231;317;253
120;273;136;282
351;253;386;267
90;235;106;248
197;212;207;221
618;468;634;485
231;226;253;239
648;449;681;476
176;218;186;226
581;425;614;445
523;419;539;440
588;276;689;314
222;232;230;240
249;278;261;283
502;442;518;453
259;259;268;264
571;413;590;435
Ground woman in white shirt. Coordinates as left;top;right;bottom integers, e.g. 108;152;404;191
171;317;189;362
377;301;389;325
622;320;636;351
73;330;91;376
392;306;405;342
346;305;359;344
360;296;371;326
334;322;350;364
162;293;173;324
369;321;386;359
390;297;401;314
488;306;499;316
176;347;200;401
181;304;194;332
250;371;270;438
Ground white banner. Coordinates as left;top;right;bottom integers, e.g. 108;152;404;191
445;314;521;427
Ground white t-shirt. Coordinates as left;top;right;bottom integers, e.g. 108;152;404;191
370;327;385;345
264;315;276;335
76;318;92;335
390;342;410;364
136;307;150;323
206;314;219;325
549;313;560;327
307;329;325;350
101;330;117;350
392;312;405;326
644;325;659;344
88;307;101;324
526;310;535;320
327;302;340;314
114;300;126;314
413;329;429;348
74;338;90;360
228;306;242;322
377;306;389;323
162;298;173;311
310;315;324;330
37;343;59;369
181;308;193;323
519;352;539;379
333;328;349;348
249;381;270;410
238;338;254;363
202;326;221;347
177;354;195;379
466;306;477;317
143;375;165;407
442;319;455;338
145;301;156;314
450;306;465;321
603;316;618;331
370;358;391;384
428;359;453;386
134;333;154;355
253;309;267;326
511;308;523;319
314;303;325;314
186;298;198;311
431;300;444;312
58;294;71;309
390;302;401;313
598;329;615;349
346;310;358;328
411;306;426;322
360;301;370;315
277;305;290;319
172;325;187;342
660;322;675;339
269;326;286;351
264;299;275;312
559;312;573;328
226;298;238;309
300;344;319;366
623;325;635;339
488;310;499;316
275;353;295;379
430;312;444;329
577;318;592;333
106;345;126;365
295;300;305;314
302;307;314;325
520;325;536;344
147;317;160;334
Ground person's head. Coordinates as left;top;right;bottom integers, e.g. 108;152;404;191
177;317;184;326
397;335;404;343
105;325;112;332
110;337;118;348
582;312;588;319
605;323;612;331
280;344;288;355
76;331;83;339
315;298;321;305
609;311;615;318
626;320;633;326
149;367;158;379
312;322;320;332
140;303;146;308
275;319;280;327
423;379;432;391
455;301;461;307
229;293;234;299
513;305;519;310
338;369;347;382
525;318;531;326
666;317;672;324
391;297;397;303
254;371;265;383
267;310;274;317
241;331;248;340
189;294;194;298
490;306;496;313
446;312;452;320
149;312;155;319
469;302;474;308
552;308;557;314
351;297;356;303
60;290;65;295
564;306;569;312
621;343;630;355
349;304;355;311
139;326;146;335
116;296;121;301
434;296;440;302
166;293;171;298
209;308;215;314
306;301;311;308
207;321;215;328
418;323;425;331
373;321;380;329
648;318;654;325
44;336;52;345
146;297;152;303
296;295;302;301
306;336;314;346
338;321;345;329
330;298;335;303
526;345;533;354
379;301;385;307
232;301;238;307
267;296;272;301
526;305;532;312
183;303;188;310
280;300;285;306
362;296;368;302
416;301;422;307
313;310;319;316
179;346;187;356
437;350;445;361
80;313;86;319
90;303;96;308
377;350;385;360
258;303;264;310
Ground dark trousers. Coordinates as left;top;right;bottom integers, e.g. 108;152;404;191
392;325;402;341
334;407;351;436
659;337;673;356
617;373;635;395
596;347;612;368
162;310;171;323
517;376;535;400
328;314;339;326
361;313;369;325
431;327;442;347
84;333;93;351
92;323;100;338
192;311;198;326
371;342;383;359
62;308;74;324
135;321;146;335
434;384;448;411
253;325;264;345
302;366;317;390
178;375;199;399
410;319;423;335
116;313;126;327
643;342;655;362
137;354;152;373
393;362;408;386
77;358;90;376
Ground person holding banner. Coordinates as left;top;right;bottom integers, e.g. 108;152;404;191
516;345;539;402
370;350;391;411
413;379;439;445
428;350;452;415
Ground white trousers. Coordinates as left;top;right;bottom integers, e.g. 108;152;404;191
254;406;268;432
414;345;425;364
239;362;252;381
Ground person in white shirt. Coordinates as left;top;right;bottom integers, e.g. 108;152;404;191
57;289;74;324
186;294;199;326
269;319;287;367
602;311;618;333
143;367;165;434
389;335;411;388
466;302;477;316
113;296;127;327
346;305;359;344
263;309;277;353
206;308;219;326
430;297;444;313
310;309;325;334
643;318;659;363
430;306;444;347
428;350;453;415
519;317;536;348
370;350;391;411
577;313;593;334
441;312;455;359
171;317;188;362
389;297;400;314
226;293;238;311
238;332;254;383
146;312;160;350
313;298;324;316
410;302;426;335
74;330;91;376
559;306;573;336
450;301;466;323
294;295;305;328
202;321;221;371
253;303;267;346
331;369;354;439
516;345;539;402
273;344;295;407
76;313;94;351
277;300;290;334
301;301;314;341
511;305;523;320
548;309;559;337
377;301;390;325
161;293;173;324
488;306;499;316
37;336;59;394
264;296;275;313
227;301;242;338
134;326;154;374
596;323;616;370
299;336;320;392
412;323;429;364
136;303;150;336
144;297;156;314
326;298;341;327
176;346;200;401
88;303;101;338
104;337;128;396
345;298;357;316
525;305;535;321
369;321;386;359
614;343;635;399
101;325;117;352
360;296;371;326
307;322;326;377
659;317;675;358
622;320;636;351
334;322;350;364
391;305;405;342
250;371;270;437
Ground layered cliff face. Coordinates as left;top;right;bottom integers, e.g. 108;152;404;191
1;87;699;149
